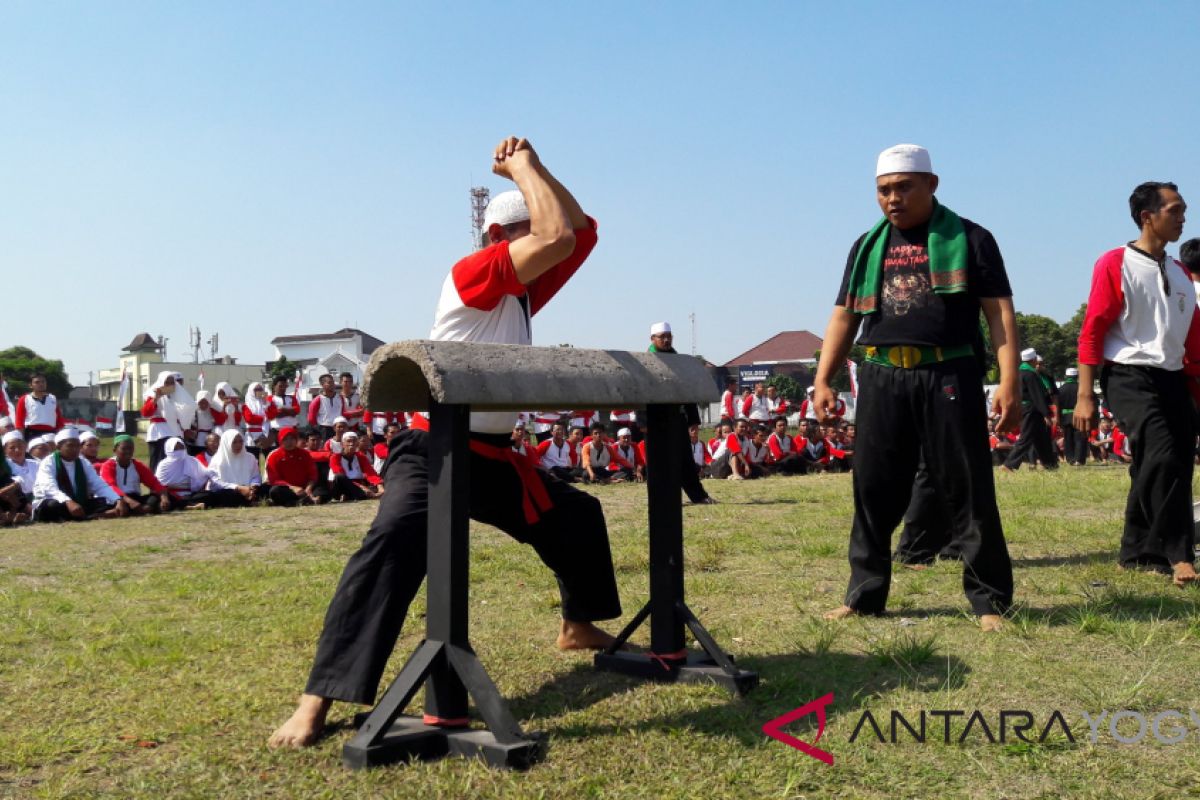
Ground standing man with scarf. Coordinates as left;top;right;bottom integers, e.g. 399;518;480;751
813;144;1019;632
1074;181;1198;584
648;322;716;504
270;137;622;749
1002;348;1056;471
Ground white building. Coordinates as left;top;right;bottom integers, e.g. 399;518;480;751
270;328;386;399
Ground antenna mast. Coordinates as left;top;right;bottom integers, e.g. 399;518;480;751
470;186;490;247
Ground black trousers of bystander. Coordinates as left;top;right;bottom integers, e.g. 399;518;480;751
1004;410;1057;470
844;359;1013;616
893;457;961;565
1102;364;1196;570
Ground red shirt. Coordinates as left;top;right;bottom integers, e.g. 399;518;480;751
266;447;317;487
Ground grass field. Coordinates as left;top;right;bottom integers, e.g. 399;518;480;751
2;464;1200;799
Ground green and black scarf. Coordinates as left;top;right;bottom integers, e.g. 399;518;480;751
844;201;969;314
53;452;89;505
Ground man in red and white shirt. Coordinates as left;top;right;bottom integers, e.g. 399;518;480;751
306;374;344;442
708;418;751;480
15;374;65;441
272;137;622;750
719;377;738;423
742;425;771;478
765;385;788;420
767;417;805;474
1074;181;1199;584
609;427;645;482
536;422;580;482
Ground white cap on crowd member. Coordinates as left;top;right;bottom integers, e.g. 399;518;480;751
650;322;671;336
55;427;80;444
80;430;99;443
1020;348;1038;362
30;434;54;448
806;386;815;395
1065;367;1079;377
482;190;530;229
876;144;933;177
2;430;22;445
617;427;632;437
332;416;349;426
341;431;359;442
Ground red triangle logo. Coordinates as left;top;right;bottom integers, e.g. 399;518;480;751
761;693;834;765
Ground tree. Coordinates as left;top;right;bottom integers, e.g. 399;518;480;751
1014;312;1074;377
1060;303;1088;358
763;374;803;404
0;346;72;397
267;355;301;385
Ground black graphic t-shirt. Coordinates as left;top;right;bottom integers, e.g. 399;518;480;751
834;217;1011;347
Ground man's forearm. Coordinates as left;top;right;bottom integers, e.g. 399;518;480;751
510;163;572;242
537;165;588;229
1077;363;1097;398
982;298;1019;387
814;307;860;388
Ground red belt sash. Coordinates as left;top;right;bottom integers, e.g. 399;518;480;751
410;413;552;524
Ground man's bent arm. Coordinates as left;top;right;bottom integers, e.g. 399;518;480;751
537;165;589;230
505;160;575;285
981;297;1020;433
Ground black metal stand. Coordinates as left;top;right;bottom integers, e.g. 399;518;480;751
342;401;546;770
594;404;759;696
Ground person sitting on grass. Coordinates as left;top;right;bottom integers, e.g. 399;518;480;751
536;422;581;482
195;432;221;466
266;427;328;506
708;418;751;480
4;431;38;515
154;437;245;510
328;432;383;501
99;434;174;514
322;417;350;454
32;428;130;522
0;451;29;526
581;421;628;483
79;430;102;467
767;418;805;475
742;425;772;478
207;429;266;506
609;427;644;482
27;434;53;461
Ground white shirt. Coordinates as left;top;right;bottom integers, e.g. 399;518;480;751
20;394;58;428
144;395;185;442
1103;247;1196;369
539;440;573;469
7;456;39;493
32;455;119;510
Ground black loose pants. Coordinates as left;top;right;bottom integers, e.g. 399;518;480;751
1102;364;1196;569
845;359;1013;615
305;428;622;705
893;456;961;565
1061;423;1089;465
1003;409;1057;470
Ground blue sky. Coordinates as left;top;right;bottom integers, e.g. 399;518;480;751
3;1;1198;385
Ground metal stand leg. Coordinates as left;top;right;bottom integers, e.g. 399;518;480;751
594;404;759;696
343;401;546;770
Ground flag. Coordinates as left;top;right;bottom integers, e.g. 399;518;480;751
293;369;303;398
95;416;114;430
846;359;859;399
198;370;205;392
115;367;129;433
0;373;10;417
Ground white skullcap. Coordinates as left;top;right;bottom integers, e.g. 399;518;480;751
617;427;632;437
876;144;933;177
332;416;349;426
650;322;672;336
482;190;530;229
1020;348;1038;362
31;434;54;448
55;427;80;444
2;431;23;445
806;386;815;395
341;431;359;441
80;431;99;443
1065;367;1079;377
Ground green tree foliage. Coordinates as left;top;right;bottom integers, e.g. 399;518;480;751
0;346;72;397
763;374;803;404
1014;312;1075;377
266;355;300;385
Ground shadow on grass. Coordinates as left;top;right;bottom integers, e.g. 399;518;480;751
508;651;970;747
1010;551;1114;568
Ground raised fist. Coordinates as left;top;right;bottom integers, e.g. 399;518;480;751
492;136;539;179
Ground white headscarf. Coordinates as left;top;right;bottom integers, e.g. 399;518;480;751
154;437;209;492
196;389;212;405
244;382;269;415
214;382;238;403
208;429;260;486
150;371;198;433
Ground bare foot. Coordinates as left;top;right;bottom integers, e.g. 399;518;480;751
268;694;332;749
823;605;859;621
556;620;617;651
979;614;1003;632
1173;562;1197;588
902;563;930;571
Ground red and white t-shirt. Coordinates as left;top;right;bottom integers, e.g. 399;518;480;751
1079;245;1200;373
427;217;598;434
767;432;795;461
536;438;575;469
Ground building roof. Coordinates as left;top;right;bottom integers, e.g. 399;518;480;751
271;327;386;355
122;332;161;352
722;330;824;367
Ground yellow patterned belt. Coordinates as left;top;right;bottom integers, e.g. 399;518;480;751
864;343;974;369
